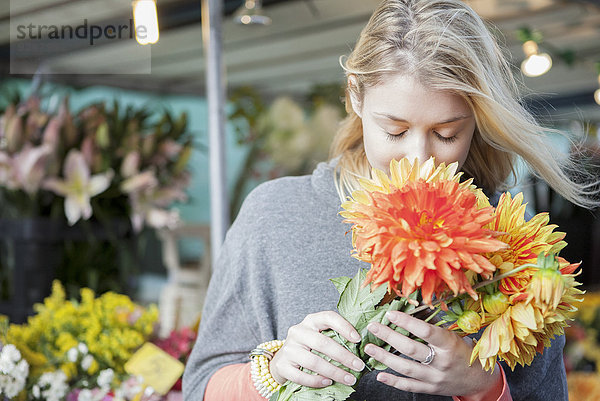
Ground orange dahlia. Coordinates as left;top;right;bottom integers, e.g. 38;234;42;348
340;158;507;307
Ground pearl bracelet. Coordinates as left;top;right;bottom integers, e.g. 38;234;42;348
249;340;285;399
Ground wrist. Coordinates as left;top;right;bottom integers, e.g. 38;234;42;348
457;364;503;401
249;340;285;399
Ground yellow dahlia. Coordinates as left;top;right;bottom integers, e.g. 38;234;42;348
471;255;583;371
485;192;566;295
340;158;506;306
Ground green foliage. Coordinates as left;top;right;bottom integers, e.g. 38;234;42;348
272;269;417;401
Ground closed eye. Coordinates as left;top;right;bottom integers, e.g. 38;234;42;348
385;131;407;142
434;131;457;143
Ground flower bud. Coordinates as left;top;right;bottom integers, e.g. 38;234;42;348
483;291;510;315
456;310;482;333
529;268;565;311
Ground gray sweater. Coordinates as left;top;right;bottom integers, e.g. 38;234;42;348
183;161;568;401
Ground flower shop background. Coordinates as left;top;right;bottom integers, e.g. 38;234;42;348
0;0;600;399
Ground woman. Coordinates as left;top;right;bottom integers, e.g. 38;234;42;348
183;0;594;399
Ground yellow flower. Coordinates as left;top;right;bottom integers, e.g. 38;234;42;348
528;267;565;314
472;264;583;371
485;192;566;295
457;310;482;334
483;291;510;316
1;280;159;386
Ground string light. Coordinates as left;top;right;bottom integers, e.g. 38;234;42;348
595;63;600;106
133;0;159;45
233;0;271;25
521;40;552;77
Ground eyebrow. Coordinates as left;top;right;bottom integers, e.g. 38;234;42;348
373;113;471;125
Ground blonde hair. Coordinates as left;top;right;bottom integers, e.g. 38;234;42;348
330;0;597;208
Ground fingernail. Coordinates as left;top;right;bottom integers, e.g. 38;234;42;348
377;374;388;383
322;379;332;386
368;323;379;334
351;332;361;342
344;374;356;385
385;311;395;321
353;359;365;371
365;345;375;356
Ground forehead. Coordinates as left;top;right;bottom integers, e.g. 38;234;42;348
363;73;472;122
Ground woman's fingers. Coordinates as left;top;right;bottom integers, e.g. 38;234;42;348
374;372;442;394
383;311;450;348
364;342;427;374
290;344;359;386
290;326;365;372
270;311;364;388
302;311;362;343
272;345;335;388
366;320;434;365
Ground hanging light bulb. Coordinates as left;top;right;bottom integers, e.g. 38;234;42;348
595;73;600;106
521;40;552;77
234;0;271;25
133;0;159;45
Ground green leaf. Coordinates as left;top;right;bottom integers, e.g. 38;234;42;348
337;269;387;328
330;276;351;295
289;382;355;401
273;381;303;401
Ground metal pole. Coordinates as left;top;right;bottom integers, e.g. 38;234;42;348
201;0;229;269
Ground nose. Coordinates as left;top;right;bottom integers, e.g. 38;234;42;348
402;132;431;165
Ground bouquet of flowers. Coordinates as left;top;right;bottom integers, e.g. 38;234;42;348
0;280;160;400
273;157;583;401
0;96;192;230
0;95;194;298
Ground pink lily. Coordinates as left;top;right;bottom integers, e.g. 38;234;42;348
0;151;15;188
43;149;113;225
120;151;141;178
13;144;53;194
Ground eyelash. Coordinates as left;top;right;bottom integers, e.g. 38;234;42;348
384;131;458;143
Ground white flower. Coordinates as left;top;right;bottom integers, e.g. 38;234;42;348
97;368;114;390
15;359;29;378
78;343;89;355
0;356;14;374
78;389;93;401
268;97;305;132
0;344;29;397
1;344;21;363
81;354;94;371
3;379;21;398
67;347;79;362
37;370;68;401
43;149;113;225
32;384;41;398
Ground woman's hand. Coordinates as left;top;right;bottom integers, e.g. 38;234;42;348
269;311;366;388
365;310;503;399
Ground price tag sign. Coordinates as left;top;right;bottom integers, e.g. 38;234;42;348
125;342;185;395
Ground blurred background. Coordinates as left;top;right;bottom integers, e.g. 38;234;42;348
0;0;600;399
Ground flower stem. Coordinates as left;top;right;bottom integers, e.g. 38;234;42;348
407;263;539;316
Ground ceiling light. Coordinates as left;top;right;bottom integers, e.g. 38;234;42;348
133;0;159;45
521;40;552;77
595;64;600;106
233;0;271;26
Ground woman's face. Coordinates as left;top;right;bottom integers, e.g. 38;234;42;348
353;74;476;172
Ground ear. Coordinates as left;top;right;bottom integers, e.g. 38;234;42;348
347;75;362;118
